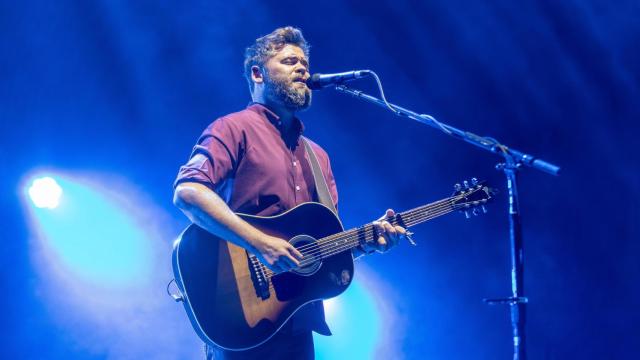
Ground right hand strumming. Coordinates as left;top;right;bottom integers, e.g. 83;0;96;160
254;235;304;274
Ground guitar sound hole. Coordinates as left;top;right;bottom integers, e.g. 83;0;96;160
289;234;322;276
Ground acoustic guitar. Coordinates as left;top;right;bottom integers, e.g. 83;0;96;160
172;180;494;350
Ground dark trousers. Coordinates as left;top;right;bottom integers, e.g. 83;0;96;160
205;327;315;360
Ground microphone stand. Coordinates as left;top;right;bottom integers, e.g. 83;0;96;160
334;84;560;360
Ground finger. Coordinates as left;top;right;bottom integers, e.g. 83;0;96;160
275;258;293;273
271;255;291;272
383;221;397;236
279;257;297;271
284;252;301;267
395;225;407;237
374;221;386;244
373;220;383;234
288;244;304;260
382;222;398;245
377;236;388;250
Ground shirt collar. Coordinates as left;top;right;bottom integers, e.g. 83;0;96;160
247;102;305;136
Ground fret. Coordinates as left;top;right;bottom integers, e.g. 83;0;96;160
309;196;457;261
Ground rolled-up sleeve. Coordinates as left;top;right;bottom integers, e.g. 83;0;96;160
174;117;245;191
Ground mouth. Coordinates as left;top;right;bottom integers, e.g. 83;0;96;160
292;80;309;91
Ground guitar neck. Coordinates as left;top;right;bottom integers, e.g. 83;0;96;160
308;196;457;261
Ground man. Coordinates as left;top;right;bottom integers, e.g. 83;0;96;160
173;26;406;359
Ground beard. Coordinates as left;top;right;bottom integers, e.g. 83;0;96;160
264;72;312;112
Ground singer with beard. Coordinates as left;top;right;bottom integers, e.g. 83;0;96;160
173;26;406;359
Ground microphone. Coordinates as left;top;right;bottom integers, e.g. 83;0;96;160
306;70;371;90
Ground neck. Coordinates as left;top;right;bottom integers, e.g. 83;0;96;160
293;195;459;267
253;94;298;137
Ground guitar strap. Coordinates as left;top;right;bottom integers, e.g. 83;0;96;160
302;137;337;215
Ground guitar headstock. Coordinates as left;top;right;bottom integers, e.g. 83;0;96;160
452;178;496;218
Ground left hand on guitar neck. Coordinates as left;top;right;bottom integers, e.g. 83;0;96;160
367;209;408;254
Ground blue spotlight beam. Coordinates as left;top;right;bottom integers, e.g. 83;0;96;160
26;175;152;288
314;279;381;359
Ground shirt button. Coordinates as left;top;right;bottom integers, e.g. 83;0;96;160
293;161;297;166
295;185;301;191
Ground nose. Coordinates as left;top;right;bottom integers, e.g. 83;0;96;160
294;63;308;78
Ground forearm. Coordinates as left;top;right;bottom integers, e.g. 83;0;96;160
173;182;263;253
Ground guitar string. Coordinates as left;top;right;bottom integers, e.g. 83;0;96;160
204;190;488;295
292;196;457;253
247;191;483;282
290;186;485;254
256;204;458;291
271;199;454;265
290;197;459;256
283;203;455;269
258;204;457;281
252;203;456;284
256;201;457;279
286;198;456;256
294;202;454;261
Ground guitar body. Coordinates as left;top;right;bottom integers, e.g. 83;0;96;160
172;181;495;351
172;202;354;351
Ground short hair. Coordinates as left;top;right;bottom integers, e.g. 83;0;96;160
243;26;310;92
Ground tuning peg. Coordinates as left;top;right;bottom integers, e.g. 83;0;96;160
463;180;470;189
454;183;462;191
482;205;488;213
471;177;478;186
464;210;471;219
472;208;480;216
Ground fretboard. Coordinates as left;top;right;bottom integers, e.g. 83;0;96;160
297;196;457;264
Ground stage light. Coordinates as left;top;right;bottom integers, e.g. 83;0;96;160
28;176;62;209
24;174;153;288
20;171;198;358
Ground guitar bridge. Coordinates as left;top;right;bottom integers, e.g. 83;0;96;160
247;253;270;300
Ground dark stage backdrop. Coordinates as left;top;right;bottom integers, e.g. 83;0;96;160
2;1;638;359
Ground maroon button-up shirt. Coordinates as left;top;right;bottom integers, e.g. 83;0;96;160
174;103;338;216
174;103;338;335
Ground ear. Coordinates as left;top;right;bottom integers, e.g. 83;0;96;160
251;65;264;85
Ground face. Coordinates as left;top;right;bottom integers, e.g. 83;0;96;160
260;44;312;111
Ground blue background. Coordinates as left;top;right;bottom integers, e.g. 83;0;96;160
1;0;638;359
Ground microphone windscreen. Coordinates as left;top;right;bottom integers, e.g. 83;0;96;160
306;73;324;90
